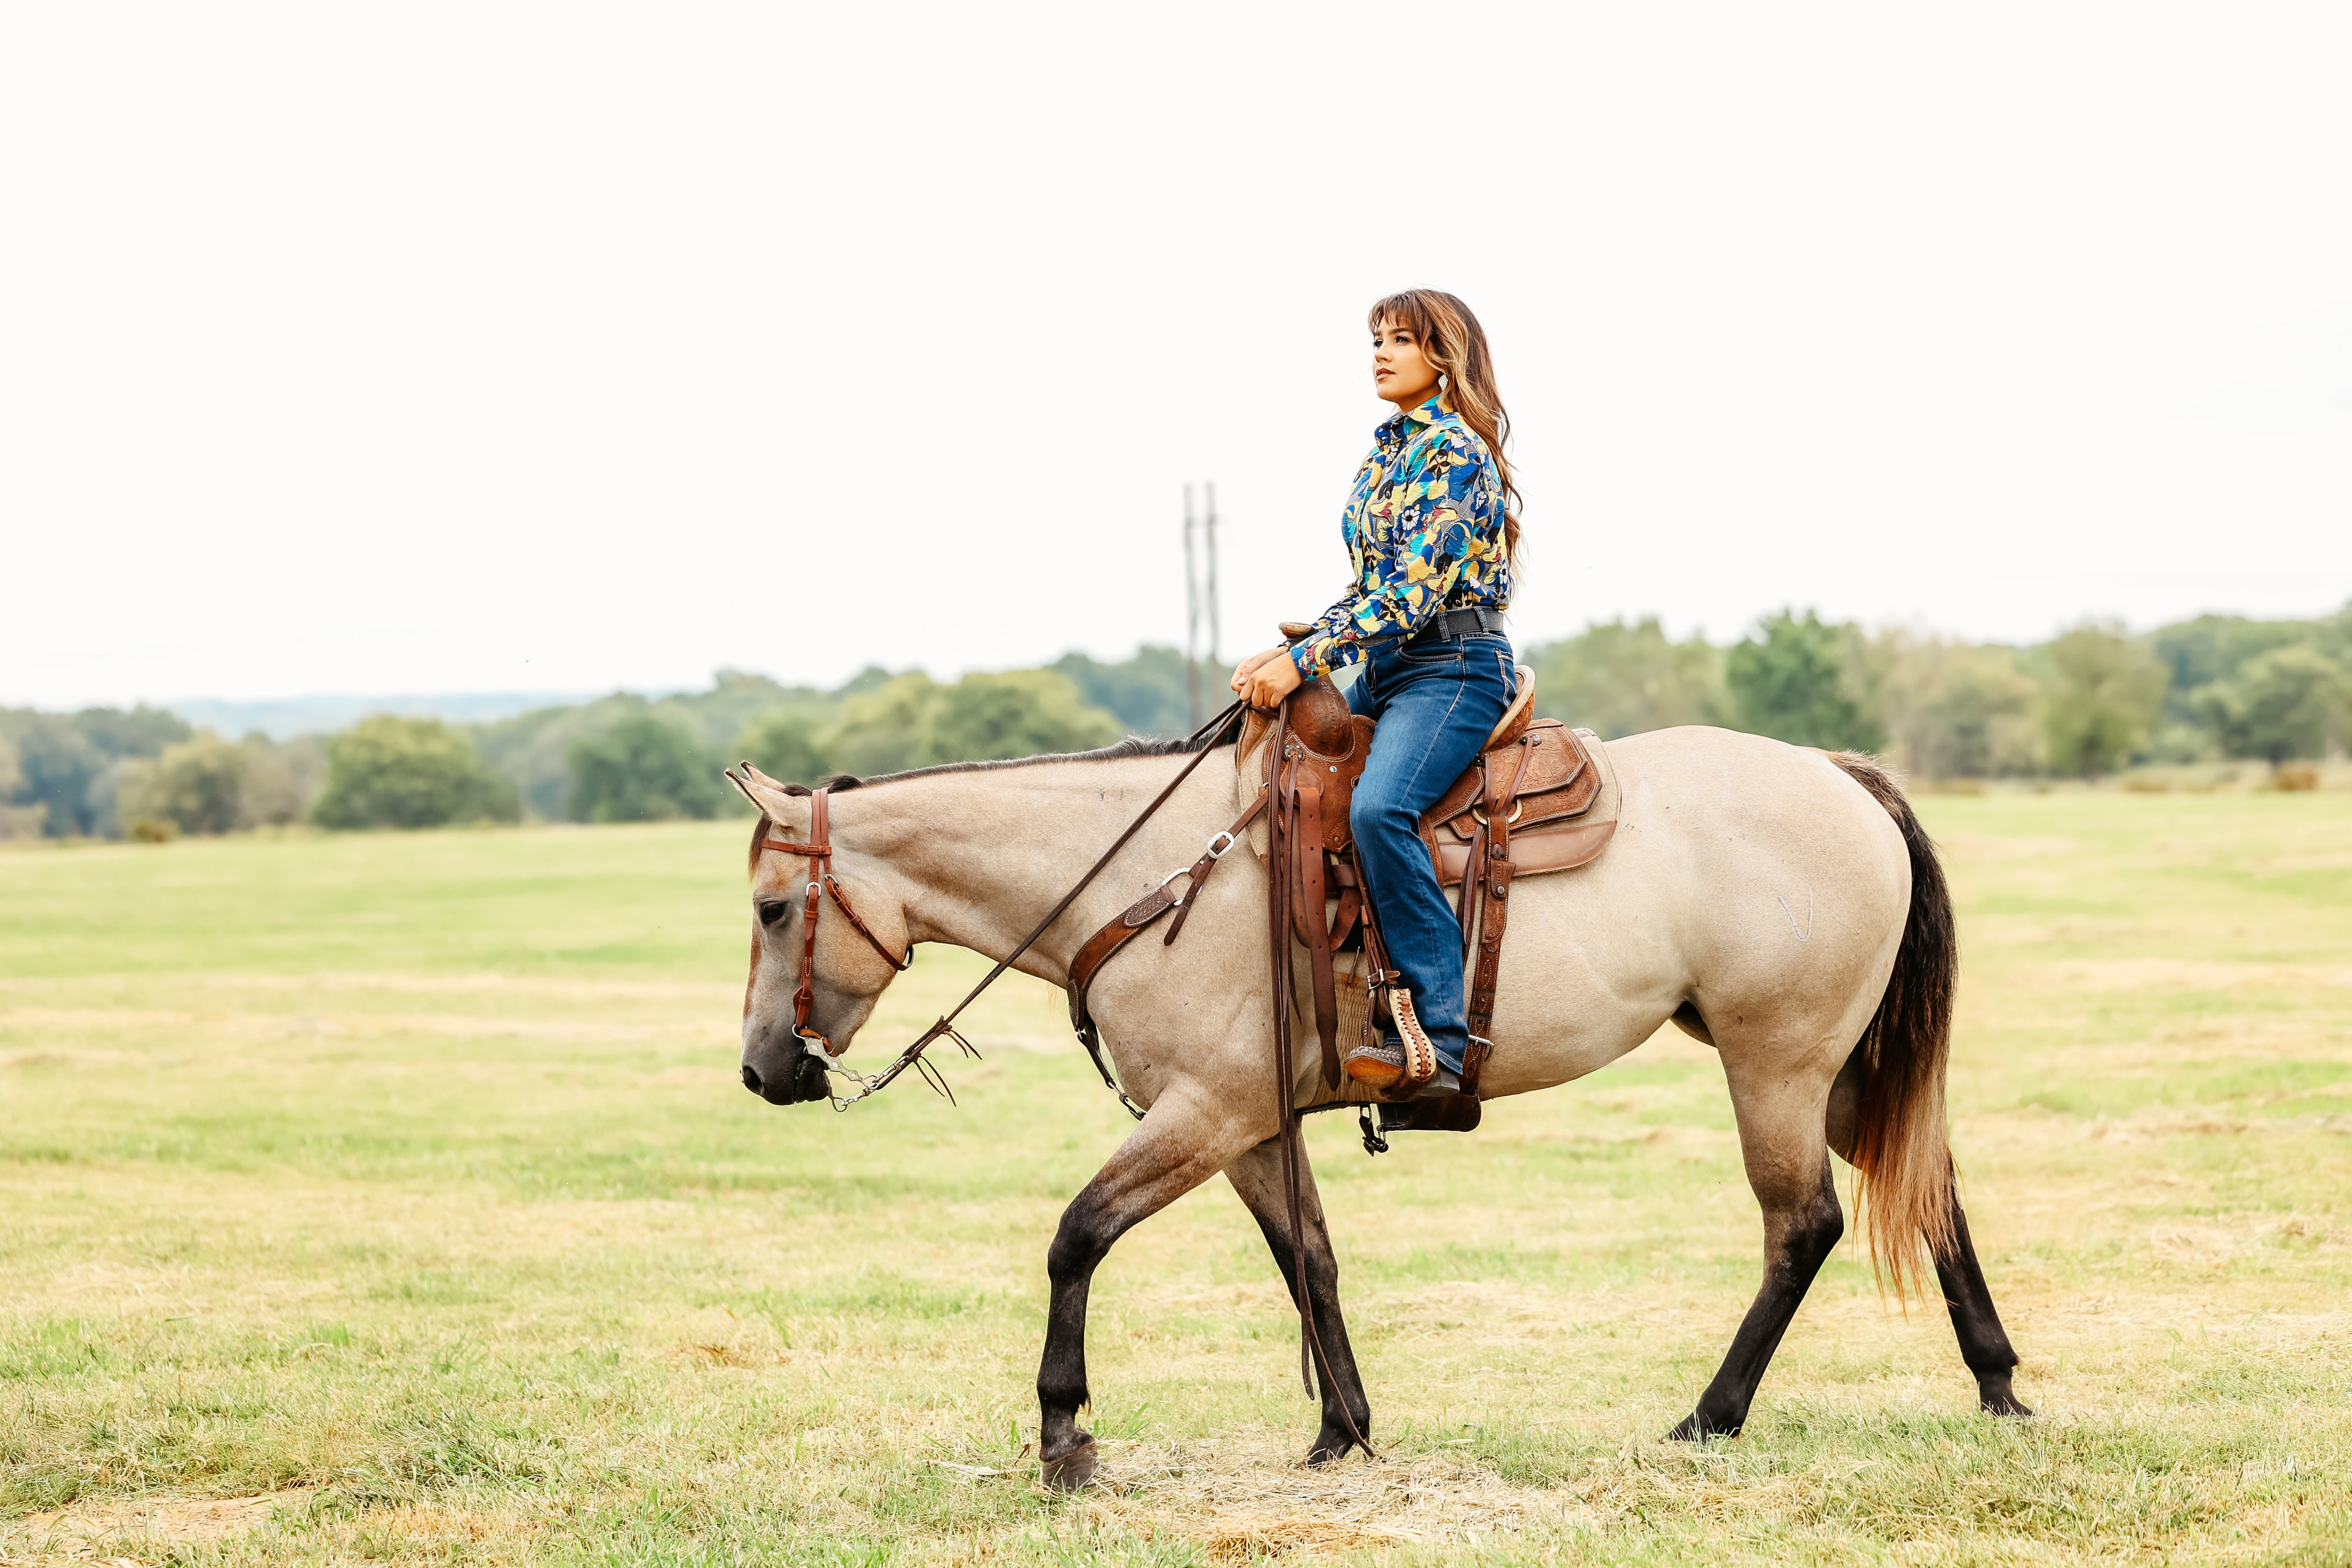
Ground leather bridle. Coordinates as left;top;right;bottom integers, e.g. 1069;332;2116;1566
737;699;1248;1112
759;785;913;1062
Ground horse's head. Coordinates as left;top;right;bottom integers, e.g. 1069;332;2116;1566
727;767;916;1107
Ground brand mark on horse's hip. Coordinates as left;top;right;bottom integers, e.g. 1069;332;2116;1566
1777;890;1815;943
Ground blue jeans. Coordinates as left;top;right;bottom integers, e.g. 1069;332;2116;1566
1343;630;1516;1072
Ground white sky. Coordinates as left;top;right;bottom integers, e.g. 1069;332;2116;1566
4;3;2348;708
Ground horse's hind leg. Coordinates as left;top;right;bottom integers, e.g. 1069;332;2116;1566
1932;1200;2031;1415
1225;1135;1373;1464
1826;1055;2030;1417
1670;1066;1845;1441
1036;1095;1270;1491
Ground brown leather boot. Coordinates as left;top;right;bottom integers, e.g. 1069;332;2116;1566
1342;1036;1407;1091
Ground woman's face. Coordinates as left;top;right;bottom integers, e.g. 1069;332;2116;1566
1371;317;1442;410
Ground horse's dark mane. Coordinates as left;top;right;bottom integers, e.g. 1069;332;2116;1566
769;729;1229;797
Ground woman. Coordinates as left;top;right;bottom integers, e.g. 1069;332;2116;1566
1230;289;1519;1100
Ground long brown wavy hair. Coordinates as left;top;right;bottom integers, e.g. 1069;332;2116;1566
1368;289;1520;559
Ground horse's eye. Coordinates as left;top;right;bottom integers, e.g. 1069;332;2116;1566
758;900;790;926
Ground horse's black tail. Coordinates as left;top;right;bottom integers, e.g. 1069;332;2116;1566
1828;752;1959;1300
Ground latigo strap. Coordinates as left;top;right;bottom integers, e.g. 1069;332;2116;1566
1459;732;1537;1096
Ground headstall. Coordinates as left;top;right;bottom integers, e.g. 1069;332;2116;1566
756;785;952;1111
741;699;1248;1114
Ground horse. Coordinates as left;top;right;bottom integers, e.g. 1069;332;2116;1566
726;722;2029;1490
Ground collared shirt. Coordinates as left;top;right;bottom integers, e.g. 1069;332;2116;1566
1289;395;1512;679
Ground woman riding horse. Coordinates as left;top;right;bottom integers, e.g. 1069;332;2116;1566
1231;288;1518;1100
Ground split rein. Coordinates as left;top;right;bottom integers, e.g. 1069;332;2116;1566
737;699;1251;1114
745;693;1373;1459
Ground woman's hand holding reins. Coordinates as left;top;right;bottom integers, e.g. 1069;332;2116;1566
1231;646;1305;709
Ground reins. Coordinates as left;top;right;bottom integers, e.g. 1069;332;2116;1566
740;685;1371;1460
1263;699;1376;1460
734;698;1250;1114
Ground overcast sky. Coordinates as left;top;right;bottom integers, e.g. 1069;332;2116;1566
4;3;2348;709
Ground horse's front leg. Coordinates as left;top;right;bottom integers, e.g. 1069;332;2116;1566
1038;1088;1270;1491
1224;1134;1373;1464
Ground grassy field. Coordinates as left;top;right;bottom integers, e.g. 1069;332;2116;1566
1;792;2348;1565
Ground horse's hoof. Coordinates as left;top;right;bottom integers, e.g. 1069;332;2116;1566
1305;1415;1372;1466
1977;1374;2034;1419
1039;1436;1097;1492
1665;1411;1741;1442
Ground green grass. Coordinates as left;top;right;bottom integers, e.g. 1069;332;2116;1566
2;795;2350;1564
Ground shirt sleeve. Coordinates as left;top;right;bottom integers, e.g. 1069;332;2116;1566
1289;428;1487;679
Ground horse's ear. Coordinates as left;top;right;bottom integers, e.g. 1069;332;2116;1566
741;762;797;793
725;765;805;822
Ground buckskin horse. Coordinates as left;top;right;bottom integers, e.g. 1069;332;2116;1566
725;702;2029;1490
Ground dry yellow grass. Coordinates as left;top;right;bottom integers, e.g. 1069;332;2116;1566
1;792;2349;1564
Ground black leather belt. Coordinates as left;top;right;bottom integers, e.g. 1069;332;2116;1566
1402;606;1507;649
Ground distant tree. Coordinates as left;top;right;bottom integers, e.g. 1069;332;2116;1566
239;734;326;827
118;734;247;835
2034;624;2168;777
0;705;197;837
1877;633;2042;778
834;666;901;699
733;709;829;786
1051;647;1194;737
73;706;196;761
313;716;518;829
467;676;843;821
826;674;945;777
685;670;816;750
929;671;1121;763
2149;614;2310;720
2319;600;2352;669
824;669;1123;777
473;695;645;822
1725;610;1884;750
1528;617;1728;738
2193;646;2348;766
0;736;39;840
565;712;728;822
0;715;100;836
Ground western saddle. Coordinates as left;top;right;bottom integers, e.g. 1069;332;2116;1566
1069;629;1616;1134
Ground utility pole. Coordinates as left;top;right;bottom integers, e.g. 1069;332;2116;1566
1204;481;1221;677
1183;483;1202;729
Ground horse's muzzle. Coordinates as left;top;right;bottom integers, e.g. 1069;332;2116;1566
741;1046;830;1106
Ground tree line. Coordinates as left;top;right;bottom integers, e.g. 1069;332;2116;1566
4;605;2345;840
1534;605;2352;777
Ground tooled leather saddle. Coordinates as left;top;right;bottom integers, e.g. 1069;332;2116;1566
1068;629;1616;1121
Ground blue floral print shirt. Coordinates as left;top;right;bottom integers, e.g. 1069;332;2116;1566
1289;396;1512;679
